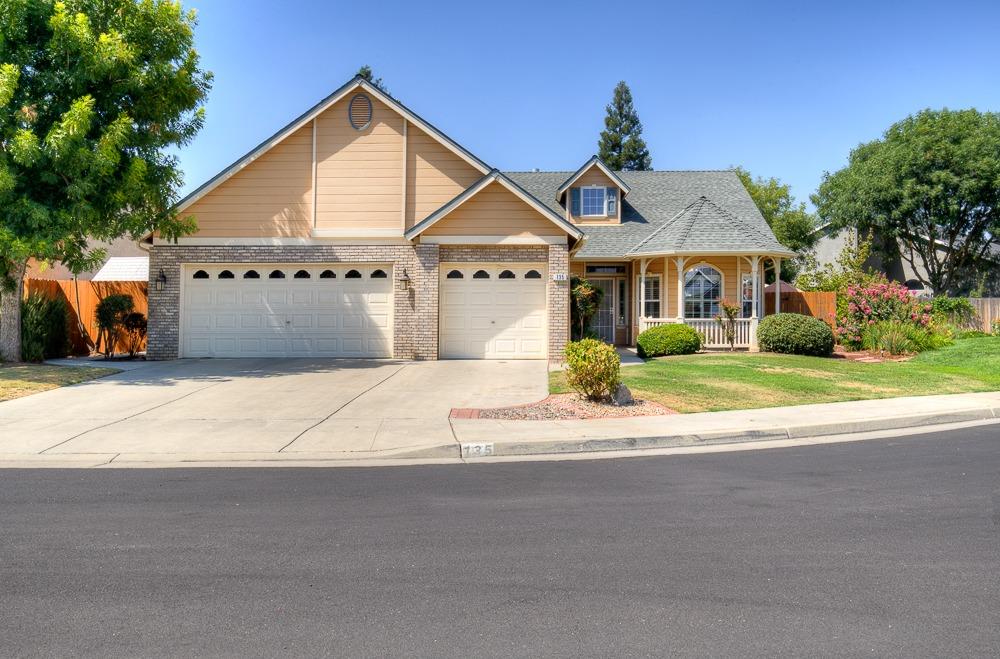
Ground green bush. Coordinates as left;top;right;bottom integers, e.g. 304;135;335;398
95;294;135;357
861;320;950;355
930;296;976;327
993;319;1000;336
636;324;702;358
564;338;621;401
122;312;147;358
20;294;70;363
757;313;834;356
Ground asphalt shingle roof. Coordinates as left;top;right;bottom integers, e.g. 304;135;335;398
503;170;791;258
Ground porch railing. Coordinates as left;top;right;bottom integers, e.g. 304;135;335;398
639;317;758;349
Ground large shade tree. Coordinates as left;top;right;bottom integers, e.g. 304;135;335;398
813;109;1000;295
0;0;211;360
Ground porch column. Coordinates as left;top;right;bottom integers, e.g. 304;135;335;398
639;258;648;330
774;257;782;314
749;255;761;352
675;256;686;321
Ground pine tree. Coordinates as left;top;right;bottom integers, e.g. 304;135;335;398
356;65;388;94
598;82;652;171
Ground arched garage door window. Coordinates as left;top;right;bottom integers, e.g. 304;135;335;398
684;265;722;319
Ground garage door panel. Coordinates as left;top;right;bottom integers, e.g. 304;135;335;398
182;264;392;358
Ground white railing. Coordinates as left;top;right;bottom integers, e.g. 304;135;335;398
639;317;758;349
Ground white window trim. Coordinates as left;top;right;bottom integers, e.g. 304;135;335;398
683;263;724;320
580;185;608;218
634;273;662;319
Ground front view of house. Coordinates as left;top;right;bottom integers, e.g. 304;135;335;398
145;76;794;361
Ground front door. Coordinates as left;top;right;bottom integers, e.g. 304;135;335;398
590;279;615;344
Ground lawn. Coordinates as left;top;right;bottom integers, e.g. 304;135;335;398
550;336;1000;413
0;364;119;402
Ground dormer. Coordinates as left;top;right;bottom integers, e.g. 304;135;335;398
557;156;631;224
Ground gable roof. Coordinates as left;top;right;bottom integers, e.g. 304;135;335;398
92;256;149;282
176;76;491;212
627;196;792;255
405;170;583;241
556;156;631;199
505;170;793;258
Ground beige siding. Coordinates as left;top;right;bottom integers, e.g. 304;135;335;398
423;182;561;237
405;125;481;229
184;124;313;238
315;95;404;233
569;166;622;224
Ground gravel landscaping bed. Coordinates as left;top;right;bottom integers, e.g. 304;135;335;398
474;394;675;420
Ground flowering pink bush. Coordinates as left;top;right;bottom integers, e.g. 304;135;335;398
836;278;931;349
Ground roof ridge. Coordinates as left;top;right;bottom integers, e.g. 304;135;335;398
697;196;776;245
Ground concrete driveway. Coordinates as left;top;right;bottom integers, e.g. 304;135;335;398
0;359;547;459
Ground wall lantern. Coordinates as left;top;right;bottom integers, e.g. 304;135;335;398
155;268;167;292
398;268;412;291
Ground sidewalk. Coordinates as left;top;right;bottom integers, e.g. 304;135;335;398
2;391;997;468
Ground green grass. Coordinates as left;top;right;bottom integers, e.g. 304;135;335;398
0;364;118;402
550;336;1000;413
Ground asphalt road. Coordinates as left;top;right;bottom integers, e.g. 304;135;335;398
2;425;999;658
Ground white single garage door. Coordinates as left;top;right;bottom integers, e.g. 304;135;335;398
439;263;547;359
181;264;393;358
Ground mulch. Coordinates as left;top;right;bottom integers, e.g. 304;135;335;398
832;346;914;363
452;394;675;421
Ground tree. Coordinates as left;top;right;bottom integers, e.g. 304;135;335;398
734;167;818;281
597;81;651;171
812;108;1000;295
0;0;211;361
356;65;387;93
570;276;603;340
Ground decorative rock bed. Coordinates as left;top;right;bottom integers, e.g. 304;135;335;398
452;394;674;421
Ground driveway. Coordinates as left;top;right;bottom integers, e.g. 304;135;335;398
0;359;547;458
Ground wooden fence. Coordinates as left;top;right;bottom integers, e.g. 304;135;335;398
23;279;148;355
970;298;1000;333
764;291;838;327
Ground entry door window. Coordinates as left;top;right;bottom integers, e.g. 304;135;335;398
590;279;616;344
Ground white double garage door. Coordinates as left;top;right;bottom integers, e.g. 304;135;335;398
180;262;547;359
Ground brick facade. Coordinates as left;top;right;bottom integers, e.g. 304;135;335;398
147;242;570;361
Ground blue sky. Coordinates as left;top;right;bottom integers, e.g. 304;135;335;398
178;0;1000;209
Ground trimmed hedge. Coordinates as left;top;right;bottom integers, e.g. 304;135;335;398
564;338;621;400
636;323;702;358
757;313;834;356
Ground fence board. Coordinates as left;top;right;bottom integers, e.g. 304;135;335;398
764;291;837;327
970;298;1000;333
23;279;148;355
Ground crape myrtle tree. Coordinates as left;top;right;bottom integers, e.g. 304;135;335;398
0;0;212;361
813;109;1000;295
598;81;651;171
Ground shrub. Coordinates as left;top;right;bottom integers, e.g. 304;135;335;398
636;324;702;358
757;313;834;356
930;296;976;328
95;294;135;358
122;312;147;359
564;338;621;401
836;278;930;349
570;277;604;340
994;319;1000;336
714;299;742;352
861;320;950;356
20;294;70;362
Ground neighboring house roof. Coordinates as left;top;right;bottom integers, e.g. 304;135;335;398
555;156;631;199
92;256;149;282
24;237;148;281
505;170;793;259
764;280;798;293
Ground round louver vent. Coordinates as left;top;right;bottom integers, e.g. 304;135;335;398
348;93;372;130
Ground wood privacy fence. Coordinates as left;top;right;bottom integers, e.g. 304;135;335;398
970;298;1000;333
764;291;838;327
23;279;148;355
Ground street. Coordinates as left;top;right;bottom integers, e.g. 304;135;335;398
2;424;998;657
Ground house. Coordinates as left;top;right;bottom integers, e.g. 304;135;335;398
145;76;794;361
25;237;148;281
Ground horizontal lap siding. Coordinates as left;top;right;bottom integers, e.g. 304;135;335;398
405;126;481;229
316;96;403;233
423;182;559;237
185;125;312;238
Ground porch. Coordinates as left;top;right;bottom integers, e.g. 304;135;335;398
639;316;759;350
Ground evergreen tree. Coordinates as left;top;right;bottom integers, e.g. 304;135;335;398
598;82;651;171
356;65;388;94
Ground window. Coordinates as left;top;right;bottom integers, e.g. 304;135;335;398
320;270;336;279
684;265;722;319
636;275;661;318
345;269;361;279
218;270;234;279
581;187;606;217
268;269;285;279
498;270;515;279
585;264;626;275
192;270;209;279
617;279;627;327
524;270;542;279
243;270;260;279
446;270;464;279
293;270;311;279
741;274;754;318
472;270;490;279
370;269;387;279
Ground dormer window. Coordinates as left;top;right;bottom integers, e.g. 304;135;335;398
581;187;607;217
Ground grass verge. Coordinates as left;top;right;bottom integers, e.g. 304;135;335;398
0;364;119;402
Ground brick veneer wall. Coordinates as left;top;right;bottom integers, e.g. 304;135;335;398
148;242;570;362
147;244;439;360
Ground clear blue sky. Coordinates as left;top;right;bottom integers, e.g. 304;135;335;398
178;0;1000;209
